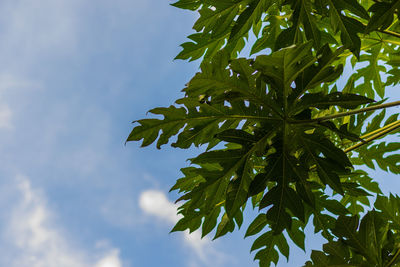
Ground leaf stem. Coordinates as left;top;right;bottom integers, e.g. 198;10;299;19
361;21;400;39
308;120;400;172
360;120;400;139
365;37;400;46
290;100;400;124
386;247;400;267
343;120;400;153
341;119;400;146
376;28;400;39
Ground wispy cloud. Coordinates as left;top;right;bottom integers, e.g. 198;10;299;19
95;249;123;267
139;190;180;224
139;189;226;267
1;175;123;267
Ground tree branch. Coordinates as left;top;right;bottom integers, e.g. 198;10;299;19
308;120;400;172
361;21;400;39
344;120;400;153
376;28;400;39
290;100;400;124
386;247;400;267
360;120;400;139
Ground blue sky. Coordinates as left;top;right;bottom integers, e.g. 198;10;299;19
0;1;398;267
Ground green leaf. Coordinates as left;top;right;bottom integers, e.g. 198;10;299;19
245;213;268;237
332;215;373;262
300;132;352;194
202;206;221;237
248;172;269;197
337;0;369;19
250;8;287;54
171;210;202;233
342;182;372;197
366;0;400;33
327;0;366;56
356;142;400;174
170;167;207;193
229;0;273;42
322;241;350;264
287;0;321;48
287;157;315;207
309;250;330;266
129;8;400;265
274;26;303;51
317;197;350;216
215;129;258;146
375;194;400;230
170;0;201;10
175;33;227;61
307;209;395;266
194;3;241;37
254;246;279;266
127;97;273;149
350;43;386;98
342;170;382;195
251;231;288;265
287;219;306;251
275;233;290;260
291;45;345;102
184;53;283;117
214;213;235;239
260;184;305;232
254;42;315;95
293;92;373;115
185;149;249;211
225;159;252;218
319;122;363;142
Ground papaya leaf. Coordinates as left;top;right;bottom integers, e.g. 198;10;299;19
229;0;273;42
326;0;366;56
366;0;400;33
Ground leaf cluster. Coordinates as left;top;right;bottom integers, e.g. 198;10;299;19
305;195;400;267
128;0;400;266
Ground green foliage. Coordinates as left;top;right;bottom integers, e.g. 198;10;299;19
128;0;400;266
305;196;400;267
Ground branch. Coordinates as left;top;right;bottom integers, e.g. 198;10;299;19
344;120;400;153
308;120;400;172
376;28;400;39
360;120;400;139
386;247;400;267
290;100;400;124
361;21;400;39
364;37;400;46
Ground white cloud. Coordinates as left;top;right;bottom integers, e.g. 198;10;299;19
139;190;226;266
95;249;122;267
139;190;180;224
2;175;124;267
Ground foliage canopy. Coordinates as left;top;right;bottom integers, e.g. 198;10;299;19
128;0;400;266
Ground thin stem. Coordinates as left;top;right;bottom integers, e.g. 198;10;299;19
344;121;400;153
360;120;400;139
376;28;400;39
361;21;400;39
339;41;381;58
290;101;400;124
386;247;400;267
365;37;400;46
308;120;400;172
